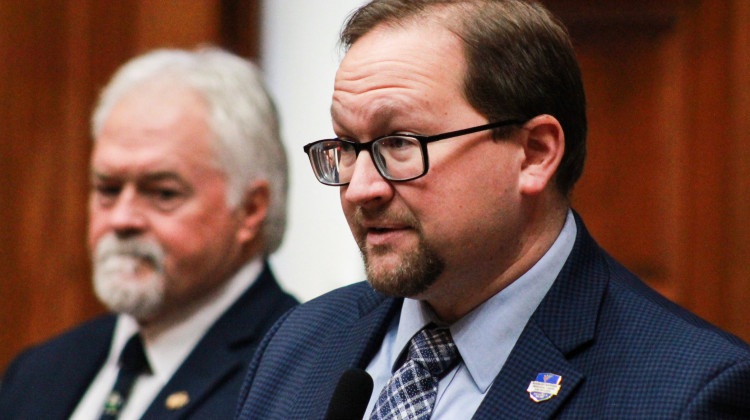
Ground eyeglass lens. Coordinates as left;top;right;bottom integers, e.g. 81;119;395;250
308;136;424;185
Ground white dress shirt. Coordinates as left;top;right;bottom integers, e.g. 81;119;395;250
364;210;577;419
70;257;263;420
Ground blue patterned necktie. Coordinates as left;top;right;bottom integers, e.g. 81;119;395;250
370;326;460;420
99;334;151;420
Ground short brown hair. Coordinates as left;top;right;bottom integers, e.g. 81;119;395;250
341;0;586;195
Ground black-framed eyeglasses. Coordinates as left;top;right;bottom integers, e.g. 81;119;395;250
303;118;525;186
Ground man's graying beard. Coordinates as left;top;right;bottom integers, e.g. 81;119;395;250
93;234;166;321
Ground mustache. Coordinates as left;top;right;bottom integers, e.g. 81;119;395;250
352;207;420;231
94;235;165;270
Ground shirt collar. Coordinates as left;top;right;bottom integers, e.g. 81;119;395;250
393;210;577;392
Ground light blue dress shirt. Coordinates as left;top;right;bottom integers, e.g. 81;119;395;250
364;210;577;419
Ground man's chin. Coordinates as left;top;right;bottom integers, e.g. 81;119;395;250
106;274;156;285
364;256;441;298
93;275;165;321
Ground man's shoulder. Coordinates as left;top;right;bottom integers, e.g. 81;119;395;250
236;282;395;419
604;258;750;358
0;314;115;415
244;281;388;360
9;314;115;367
278;281;387;333
569;213;749;358
551;256;750;417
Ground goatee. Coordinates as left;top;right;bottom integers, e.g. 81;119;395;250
93;234;166;321
353;208;444;297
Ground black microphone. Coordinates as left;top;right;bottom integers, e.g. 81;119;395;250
324;368;374;420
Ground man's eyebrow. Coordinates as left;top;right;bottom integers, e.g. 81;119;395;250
90;171;185;183
90;171;116;182
331;103;400;138
140;172;184;183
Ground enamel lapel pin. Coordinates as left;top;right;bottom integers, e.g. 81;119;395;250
527;373;562;402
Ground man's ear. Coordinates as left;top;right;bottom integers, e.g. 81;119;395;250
236;179;270;245
518;114;564;196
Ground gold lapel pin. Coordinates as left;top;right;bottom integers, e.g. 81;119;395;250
165;391;190;410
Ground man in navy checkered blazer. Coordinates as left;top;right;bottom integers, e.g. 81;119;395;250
236;1;750;419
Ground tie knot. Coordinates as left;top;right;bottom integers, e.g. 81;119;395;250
407;326;459;379
119;334;150;375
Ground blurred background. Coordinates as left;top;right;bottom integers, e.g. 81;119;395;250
1;0;749;373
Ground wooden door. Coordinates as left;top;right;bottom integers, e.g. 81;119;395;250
549;0;750;339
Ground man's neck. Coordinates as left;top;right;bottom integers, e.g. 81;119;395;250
423;203;569;323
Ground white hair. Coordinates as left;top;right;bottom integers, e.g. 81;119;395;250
91;47;288;254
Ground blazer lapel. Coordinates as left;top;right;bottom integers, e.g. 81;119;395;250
291;286;402;420
474;212;608;419
143;341;245;419
473;321;584;419
141;264;295;419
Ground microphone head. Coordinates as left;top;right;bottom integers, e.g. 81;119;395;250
324;368;374;420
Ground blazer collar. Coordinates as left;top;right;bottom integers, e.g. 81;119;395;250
474;212;609;419
533;211;607;354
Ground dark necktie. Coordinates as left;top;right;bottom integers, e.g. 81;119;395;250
370;326;460;420
99;334;151;419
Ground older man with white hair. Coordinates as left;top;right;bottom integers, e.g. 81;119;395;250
0;47;297;419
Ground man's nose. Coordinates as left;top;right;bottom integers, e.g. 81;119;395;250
341;151;393;207
108;186;148;237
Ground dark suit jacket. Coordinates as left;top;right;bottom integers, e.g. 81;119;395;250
236;214;750;419
0;263;297;420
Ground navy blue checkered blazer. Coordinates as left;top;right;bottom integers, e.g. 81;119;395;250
236;214;750;419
